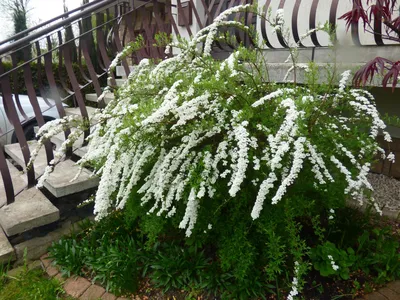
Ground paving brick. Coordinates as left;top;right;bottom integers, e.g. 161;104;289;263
46;265;59;277
378;287;400;299
64;276;91;298
387;281;400;293
364;292;387;300
101;292;117;300
40;253;53;269
80;284;106;300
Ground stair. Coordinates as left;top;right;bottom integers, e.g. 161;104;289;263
116;66;135;78
42;159;98;198
107;78;126;87
85;92;114;104
0;161;27;207
50;130;88;158
64;106;97;118
0;188;59;236
0;227;15;263
4;141;50;177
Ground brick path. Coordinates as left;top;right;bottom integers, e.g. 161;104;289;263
41;253;400;300
355;281;400;300
40;254;125;300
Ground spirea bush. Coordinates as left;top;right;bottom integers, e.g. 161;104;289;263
36;5;396;298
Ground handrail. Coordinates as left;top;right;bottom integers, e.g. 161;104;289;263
0;0;128;57
0;0;110;47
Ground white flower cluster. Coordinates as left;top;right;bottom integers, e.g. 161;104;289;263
28;7;391;239
287;261;300;300
328;255;339;271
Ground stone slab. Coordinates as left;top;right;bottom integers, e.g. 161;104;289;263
378;287;400;299
85;93;114;105
4;141;49;177
116;65;135;78
64;107;97;118
50;130;84;153
0;227;15;263
13;218;89;264
0;188;59;236
387;281;400;293
43;159;99;198
107;78;126;87
7;260;41;277
0;160;27;207
74;146;88;158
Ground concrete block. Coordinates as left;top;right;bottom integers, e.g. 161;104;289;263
0;160;27;207
13;217;91;265
107;78;126;87
74;146;88;158
0;188;59;236
116;65;135;78
64;107;97;119
0;227;15;264
85;93;114;104
43;159;99;198
50;130;84;152
4;141;49;177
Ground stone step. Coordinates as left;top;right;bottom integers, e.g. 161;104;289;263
0;160;27;207
116;65;135;78
4;141;50;177
0;227;15;263
43;159;99;198
50;130;88;158
64;106;97;118
107;78;125;87
73;145;88;158
85;92;114;104
0;188;59;236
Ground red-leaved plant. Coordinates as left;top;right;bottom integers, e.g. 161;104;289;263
340;0;400;90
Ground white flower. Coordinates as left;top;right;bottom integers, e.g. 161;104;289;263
328;255;339;271
387;152;395;163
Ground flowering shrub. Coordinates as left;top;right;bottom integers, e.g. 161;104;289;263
35;5;396;298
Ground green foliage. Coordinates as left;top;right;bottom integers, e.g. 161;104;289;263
0;256;69;300
310;242;356;280
354;227;400;283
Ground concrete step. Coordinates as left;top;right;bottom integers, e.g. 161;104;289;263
43;159;98;198
107;78;125;87
0;188;59;236
73;145;88;158
50;130;88;158
85;92;114;104
64;106;97;118
0;227;15;263
116;65;135;78
4;141;51;177
0;161;27;207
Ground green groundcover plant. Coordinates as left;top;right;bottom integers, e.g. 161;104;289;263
34;4;400;299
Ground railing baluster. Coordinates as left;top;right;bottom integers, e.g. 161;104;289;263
63;42;90;142
22;48;55;165
0;145;14;205
44;36;72;157
0;58;36;187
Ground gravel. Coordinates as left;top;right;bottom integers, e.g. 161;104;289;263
368;173;400;212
